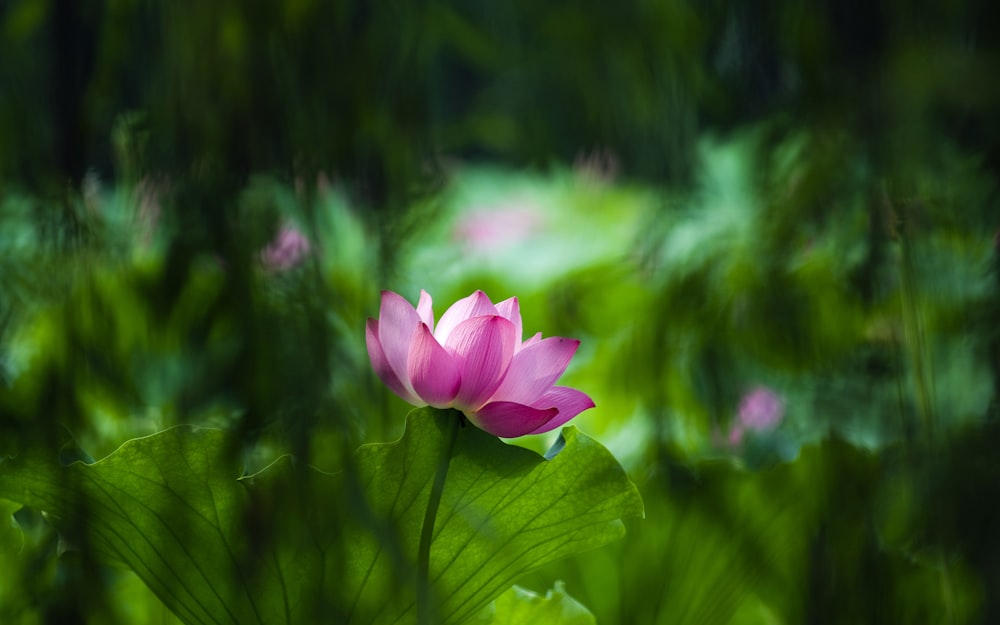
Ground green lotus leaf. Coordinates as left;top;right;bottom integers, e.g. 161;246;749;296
0;407;643;624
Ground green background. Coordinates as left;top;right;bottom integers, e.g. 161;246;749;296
2;0;999;622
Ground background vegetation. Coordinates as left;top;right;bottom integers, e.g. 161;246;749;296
2;0;999;622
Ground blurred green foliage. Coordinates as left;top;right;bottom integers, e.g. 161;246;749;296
2;0;1000;623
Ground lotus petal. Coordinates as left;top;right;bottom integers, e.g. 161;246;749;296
527;386;596;434
469;401;559;438
521;332;543;350
416;290;435;329
445;315;516;410
495;297;522;347
434;290;497;346
366;319;419;404
408;324;461;407
377;291;421;390
488;337;579;405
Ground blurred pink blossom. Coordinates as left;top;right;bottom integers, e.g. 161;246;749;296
727;424;747;447
261;225;311;271
453;202;544;253
726;386;785;446
738;386;785;429
366;289;594;437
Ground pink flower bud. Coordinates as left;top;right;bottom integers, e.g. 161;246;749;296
261;225;311;271
737;386;785;431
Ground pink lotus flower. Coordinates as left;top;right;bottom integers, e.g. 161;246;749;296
366;290;595;437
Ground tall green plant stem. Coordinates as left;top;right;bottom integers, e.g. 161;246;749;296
417;410;461;625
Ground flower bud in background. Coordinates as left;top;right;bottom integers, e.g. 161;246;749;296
728;386;785;446
261;224;311;272
365;290;594;437
739;386;785;429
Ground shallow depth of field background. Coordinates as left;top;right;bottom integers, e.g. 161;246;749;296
2;1;1000;623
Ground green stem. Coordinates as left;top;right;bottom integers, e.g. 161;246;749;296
417;409;461;625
